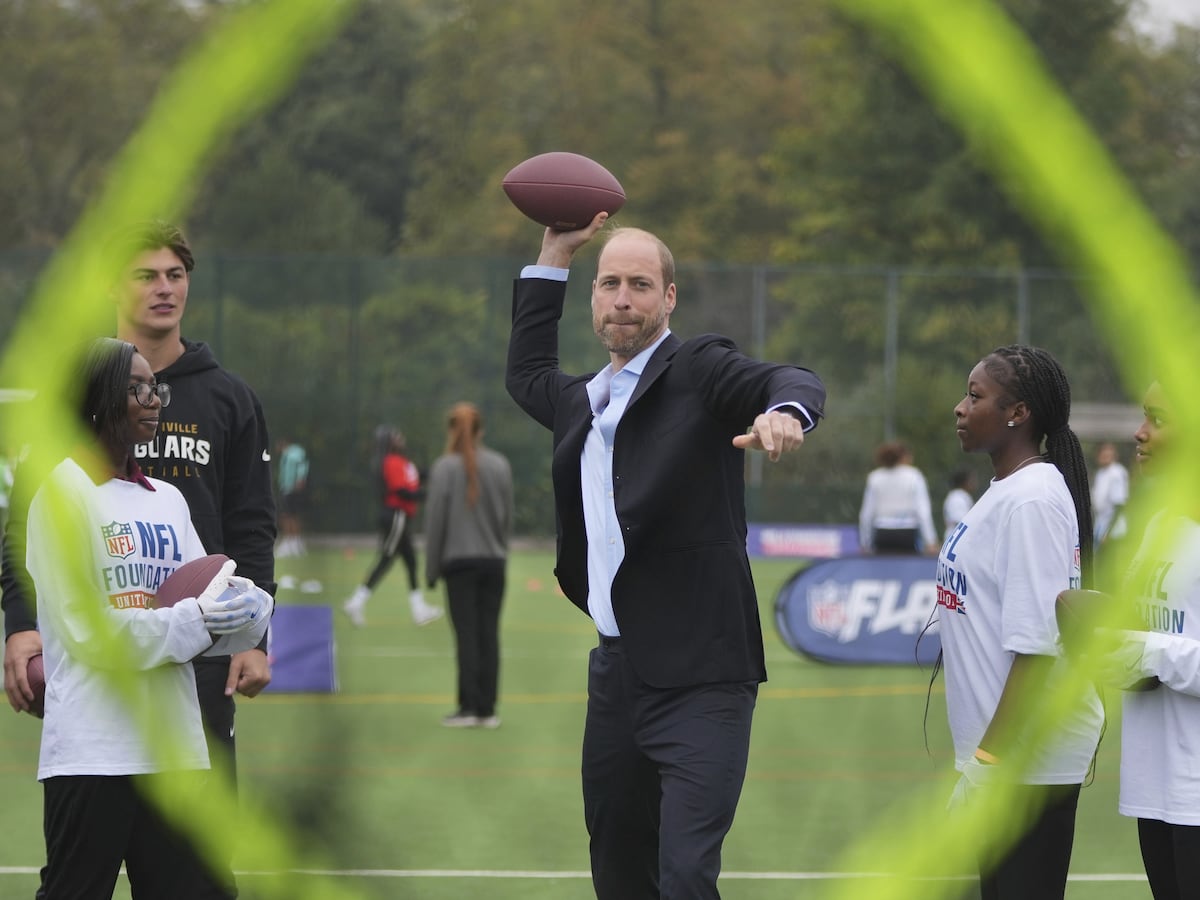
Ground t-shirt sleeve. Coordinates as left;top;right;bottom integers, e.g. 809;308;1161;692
998;498;1077;656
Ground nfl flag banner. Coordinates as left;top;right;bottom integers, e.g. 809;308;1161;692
774;555;941;665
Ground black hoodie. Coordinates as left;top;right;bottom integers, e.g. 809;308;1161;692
134;339;276;594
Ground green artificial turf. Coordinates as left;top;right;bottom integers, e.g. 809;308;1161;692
0;544;1149;899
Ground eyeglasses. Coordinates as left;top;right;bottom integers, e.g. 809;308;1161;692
128;382;171;408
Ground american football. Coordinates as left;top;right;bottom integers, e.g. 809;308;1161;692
502;152;626;231
155;553;234;609
1055;588;1160;692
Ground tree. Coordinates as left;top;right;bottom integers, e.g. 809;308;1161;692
0;0;198;245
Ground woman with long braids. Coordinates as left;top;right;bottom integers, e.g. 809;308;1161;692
423;402;514;728
935;345;1104;899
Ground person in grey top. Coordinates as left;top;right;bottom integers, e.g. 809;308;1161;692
423;402;514;728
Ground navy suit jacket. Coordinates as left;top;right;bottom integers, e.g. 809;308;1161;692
506;276;826;688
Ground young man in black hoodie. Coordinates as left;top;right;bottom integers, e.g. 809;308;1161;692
2;220;277;896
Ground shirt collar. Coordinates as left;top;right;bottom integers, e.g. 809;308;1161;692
586;329;671;415
123;459;156;491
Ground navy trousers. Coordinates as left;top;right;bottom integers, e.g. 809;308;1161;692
582;637;757;900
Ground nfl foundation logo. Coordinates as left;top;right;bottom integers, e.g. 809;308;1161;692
101;521;136;559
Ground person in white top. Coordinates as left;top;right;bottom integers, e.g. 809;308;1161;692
942;466;977;540
1088;379;1200;898
27;338;270;899
858;441;939;554
1091;441;1130;546
936;344;1102;900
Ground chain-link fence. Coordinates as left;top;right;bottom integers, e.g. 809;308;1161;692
0;251;1137;536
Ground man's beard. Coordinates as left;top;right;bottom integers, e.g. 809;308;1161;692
594;307;667;357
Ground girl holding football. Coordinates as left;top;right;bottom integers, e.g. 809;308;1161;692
1095;379;1200;899
27;338;268;899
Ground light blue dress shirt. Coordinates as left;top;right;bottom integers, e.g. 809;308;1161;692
581;333;673;636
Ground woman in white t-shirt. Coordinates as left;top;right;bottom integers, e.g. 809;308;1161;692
1090;380;1200;898
942;466;978;540
27;339;270;899
936;345;1103;900
1091;442;1129;546
858;440;939;554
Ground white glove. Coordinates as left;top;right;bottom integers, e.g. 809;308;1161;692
224;575;272;627
198;568;269;635
1089;628;1151;690
947;756;998;810
196;559;237;607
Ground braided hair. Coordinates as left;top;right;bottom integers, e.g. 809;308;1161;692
984;345;1094;587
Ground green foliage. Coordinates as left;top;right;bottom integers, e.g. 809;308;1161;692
0;0;197;244
1;0;1198;534
1;0;1197;269
0;546;1151;899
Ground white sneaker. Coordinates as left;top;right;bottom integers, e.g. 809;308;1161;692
441;712;480;728
478;715;501;729
413;605;444;626
409;590;443;626
343;587;369;627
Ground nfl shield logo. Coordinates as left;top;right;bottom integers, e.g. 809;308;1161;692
807;580;848;638
101;521;136;559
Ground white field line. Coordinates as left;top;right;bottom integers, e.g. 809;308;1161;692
0;867;1151;882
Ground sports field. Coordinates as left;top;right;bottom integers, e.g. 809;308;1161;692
0;543;1151;899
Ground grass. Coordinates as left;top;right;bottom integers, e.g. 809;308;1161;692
0;542;1149;898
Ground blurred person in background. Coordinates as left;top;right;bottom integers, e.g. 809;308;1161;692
423;402;513;729
1091;440;1129;550
943;465;978;540
274;437;308;558
343;425;442;627
859;440;939;554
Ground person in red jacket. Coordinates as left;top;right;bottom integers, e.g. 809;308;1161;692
344;426;442;627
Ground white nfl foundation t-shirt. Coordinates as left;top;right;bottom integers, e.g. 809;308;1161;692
936;462;1103;782
1120;512;1200;825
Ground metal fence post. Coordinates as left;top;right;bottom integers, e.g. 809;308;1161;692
1017;267;1030;345
884;268;899;440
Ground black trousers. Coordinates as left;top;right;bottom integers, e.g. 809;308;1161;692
39;774;234;900
978;783;1080;900
364;509;418;592
1137;817;1200;900
582;638;757;900
192;658;237;785
444;561;506;717
191;657;240;897
872;527;919;554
